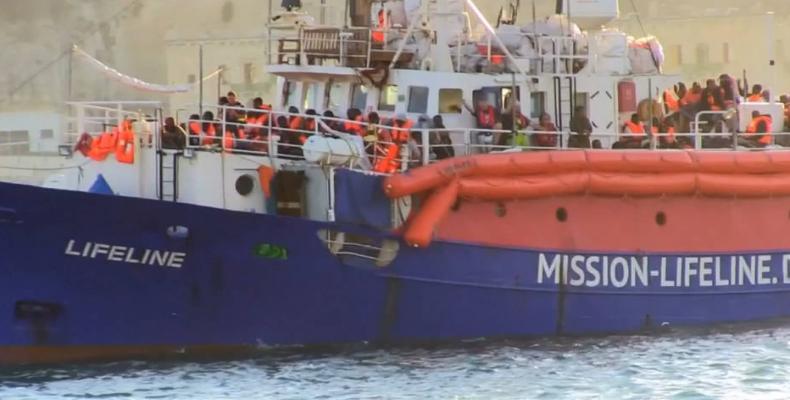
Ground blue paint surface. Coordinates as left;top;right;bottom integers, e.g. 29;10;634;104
2;180;790;349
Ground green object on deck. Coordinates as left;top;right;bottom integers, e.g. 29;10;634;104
253;243;288;260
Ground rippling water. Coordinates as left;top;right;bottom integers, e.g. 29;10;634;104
3;324;790;399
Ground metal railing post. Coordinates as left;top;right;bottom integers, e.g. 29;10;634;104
421;129;430;166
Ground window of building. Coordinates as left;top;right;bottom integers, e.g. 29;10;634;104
378;85;398;111
438;89;463;113
407;86;429;114
40;129;54;139
665;44;683;66
351;84;368;110
695;43;709;65
187;74;196;84
530;92;545;118
722;43;731;64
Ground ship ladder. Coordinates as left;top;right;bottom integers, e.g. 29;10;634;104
157;149;180;202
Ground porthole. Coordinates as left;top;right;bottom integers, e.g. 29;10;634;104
495;202;507;217
556;207;567;222
656;211;666;226
235;174;255;196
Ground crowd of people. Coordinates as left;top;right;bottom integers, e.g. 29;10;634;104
161;91;461;172
612;75;790;149
159;81;790;170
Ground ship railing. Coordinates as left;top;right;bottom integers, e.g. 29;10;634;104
64;101;162;147
274;25;416;69
171;105;790;173
473;34;588;75
535;35;588;75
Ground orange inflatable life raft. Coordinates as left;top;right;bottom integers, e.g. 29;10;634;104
387;150;790;248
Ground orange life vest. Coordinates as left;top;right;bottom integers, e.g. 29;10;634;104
374;143;401;174
372;9;387;43
374;119;413;173
87;130;119;161
288;116;303;130
746;115;773;145
747;94;764;102
202;124;217;146
707;94;721;111
305;119;316;132
664;90;679;112
344;116;365;136
189;122;201;136
223;130;235;150
624;121;645;136
476;106;496;129
389;119;413;143
681;91;701;106
115;124;135;164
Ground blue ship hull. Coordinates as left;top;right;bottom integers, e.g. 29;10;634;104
2;180;790;363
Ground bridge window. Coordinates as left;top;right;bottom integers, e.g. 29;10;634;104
378;85;398;111
530;92;545;118
351;84;368;110
407;86;429;114
439;89;463;114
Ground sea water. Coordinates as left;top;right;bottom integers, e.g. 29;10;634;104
2;324;790;400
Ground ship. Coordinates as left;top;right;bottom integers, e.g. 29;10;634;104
2;0;790;364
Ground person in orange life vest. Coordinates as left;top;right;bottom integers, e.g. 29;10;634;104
676;82;688;107
532;112;558;148
464;98;498;150
374;113;413;173
284;106;307;145
743;111;773;148
201;111;219;146
187;114;202;146
300;109;319;144
344;108;365;136
701;79;723;111
245;97;269;146
747;84;764;102
663;88;680;114
681;82;702;107
162;117;184;150
371;8;390;43
363;112;381;158
275;115;303;159
616;113;645;149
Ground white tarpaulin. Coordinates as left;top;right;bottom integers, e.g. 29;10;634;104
72;45;223;94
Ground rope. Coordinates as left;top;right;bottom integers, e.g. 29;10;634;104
628;0;649;38
0;159;92;172
1;0;144;104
